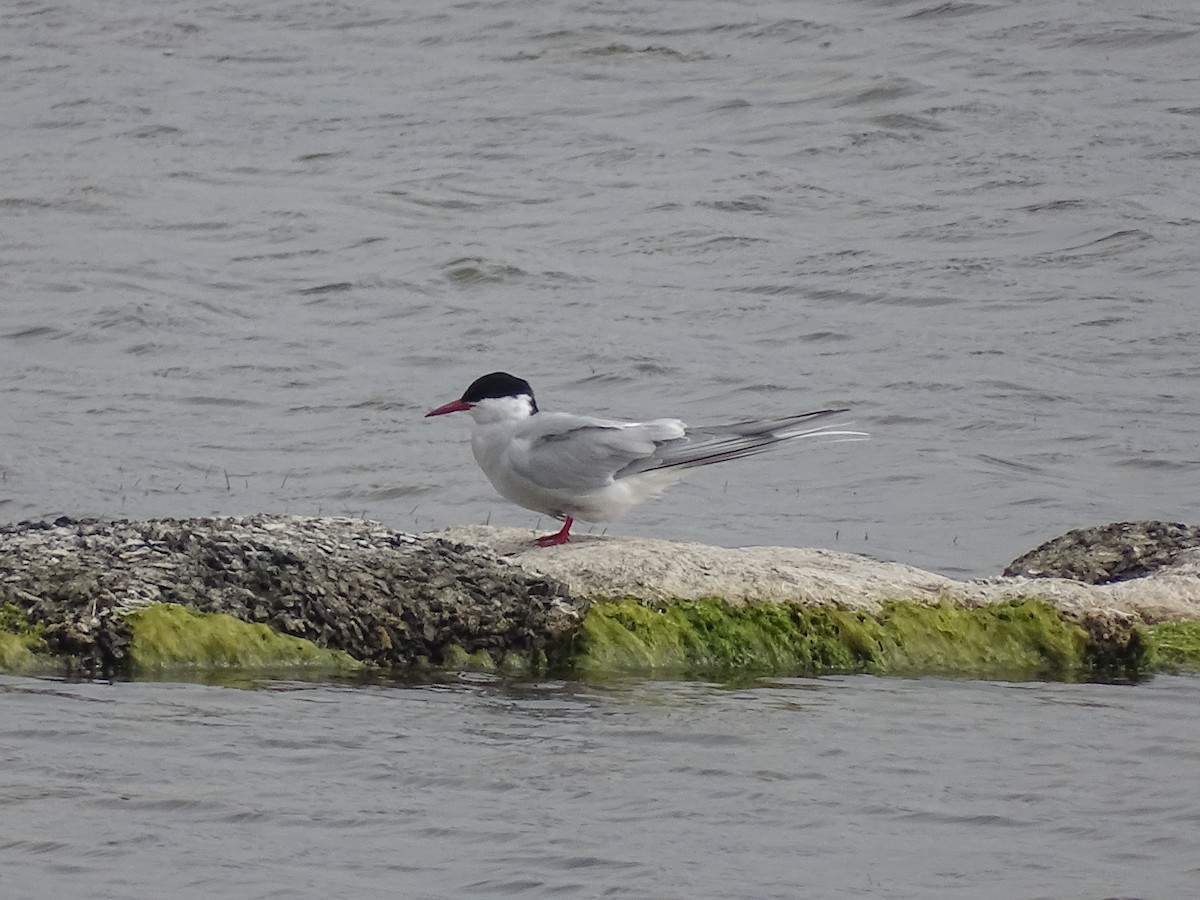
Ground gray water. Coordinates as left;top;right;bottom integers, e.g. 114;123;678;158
4;4;1200;896
3;672;1200;899
2;0;1198;577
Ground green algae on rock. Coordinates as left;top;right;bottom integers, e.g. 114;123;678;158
437;643;556;677
0;603;53;675
569;598;1095;680
4;516;1197;682
125;603;363;673
1144;621;1200;673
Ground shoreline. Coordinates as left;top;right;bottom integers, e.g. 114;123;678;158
2;515;1199;681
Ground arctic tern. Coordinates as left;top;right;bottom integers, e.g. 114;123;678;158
426;372;866;547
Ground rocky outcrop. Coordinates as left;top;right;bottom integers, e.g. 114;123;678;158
2;515;1198;679
1003;521;1200;584
0;516;582;676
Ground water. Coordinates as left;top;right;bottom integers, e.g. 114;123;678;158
1;0;1198;577
2;672;1199;899
3;5;1200;895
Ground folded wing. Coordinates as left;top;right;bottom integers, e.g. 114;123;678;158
506;409;866;492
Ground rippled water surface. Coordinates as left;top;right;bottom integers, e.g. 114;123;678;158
3;673;1199;899
2;0;1198;576
5;4;1200;897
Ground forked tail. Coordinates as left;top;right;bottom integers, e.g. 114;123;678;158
622;408;868;476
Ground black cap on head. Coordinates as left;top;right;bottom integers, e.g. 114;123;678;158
461;372;538;411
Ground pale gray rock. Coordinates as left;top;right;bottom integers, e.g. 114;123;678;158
439;524;1200;624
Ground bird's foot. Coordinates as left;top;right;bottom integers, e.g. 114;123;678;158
535;517;573;548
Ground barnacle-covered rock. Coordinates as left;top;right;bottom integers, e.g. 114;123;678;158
1004;521;1200;584
0;515;583;676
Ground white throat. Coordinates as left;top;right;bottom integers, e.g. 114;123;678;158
467;394;536;426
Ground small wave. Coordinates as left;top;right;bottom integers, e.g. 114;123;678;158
1053;27;1197;50
702;196;773;213
361;484;436;500
831;76;923;108
566;372;638;388
1114;457;1196;471
443;258;529;285
1019;198;1092;213
1034;229;1154;261
296;282;354;297
629;359;678;376
903;2;997;20
579;44;710;62
121;124;183;139
6;324;66;342
738;19;821;41
868;112;949;133
976;453;1046;476
176;395;267;408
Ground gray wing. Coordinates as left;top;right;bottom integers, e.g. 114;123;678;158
507;409;865;491
505;412;688;492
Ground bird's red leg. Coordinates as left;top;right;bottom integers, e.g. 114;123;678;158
535;517;573;547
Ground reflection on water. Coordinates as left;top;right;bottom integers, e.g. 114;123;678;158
2;672;1198;898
